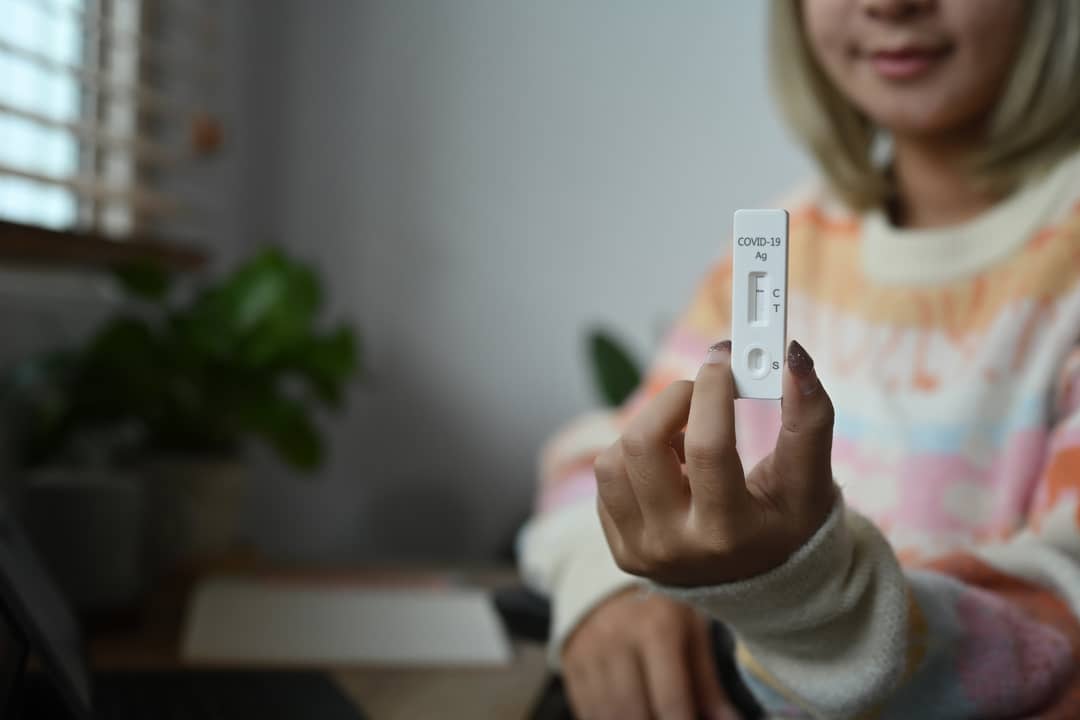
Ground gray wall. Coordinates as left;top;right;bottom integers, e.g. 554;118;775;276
239;0;812;562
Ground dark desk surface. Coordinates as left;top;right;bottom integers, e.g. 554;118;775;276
88;559;548;719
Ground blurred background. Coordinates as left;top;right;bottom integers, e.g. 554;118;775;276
0;0;811;597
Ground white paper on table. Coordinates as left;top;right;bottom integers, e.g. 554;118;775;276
181;577;513;667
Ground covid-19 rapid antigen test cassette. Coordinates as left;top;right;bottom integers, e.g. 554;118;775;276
731;209;788;400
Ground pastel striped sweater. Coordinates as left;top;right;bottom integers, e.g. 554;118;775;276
518;148;1080;719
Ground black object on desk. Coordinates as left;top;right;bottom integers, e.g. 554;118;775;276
0;500;365;720
21;670;363;720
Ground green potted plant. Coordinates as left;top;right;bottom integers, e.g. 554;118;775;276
5;247;358;606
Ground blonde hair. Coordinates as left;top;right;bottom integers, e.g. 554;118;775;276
769;0;1080;211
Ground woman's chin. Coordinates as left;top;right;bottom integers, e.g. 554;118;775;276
865;101;980;143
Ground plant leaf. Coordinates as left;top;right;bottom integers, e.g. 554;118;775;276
587;329;642;407
288;326;359;407
113;261;172;301
184;248;322;365
242;391;323;470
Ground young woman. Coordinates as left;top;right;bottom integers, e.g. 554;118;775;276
519;1;1080;718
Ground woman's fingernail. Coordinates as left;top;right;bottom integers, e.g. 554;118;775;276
704;340;732;365
787;340;818;395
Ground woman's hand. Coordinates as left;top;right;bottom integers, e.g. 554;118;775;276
561;588;739;720
595;340;836;588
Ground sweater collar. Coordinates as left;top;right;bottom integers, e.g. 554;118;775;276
861;150;1080;286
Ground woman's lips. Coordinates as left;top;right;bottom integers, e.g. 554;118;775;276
867;46;950;81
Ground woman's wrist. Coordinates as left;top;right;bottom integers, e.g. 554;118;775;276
654;493;853;634
657;499;912;718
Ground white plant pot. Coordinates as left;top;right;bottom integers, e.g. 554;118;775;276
143;456;248;575
22;467;146;613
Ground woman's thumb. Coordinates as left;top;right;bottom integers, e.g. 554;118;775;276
773;340;835;490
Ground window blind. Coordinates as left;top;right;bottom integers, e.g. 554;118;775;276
0;0;221;238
